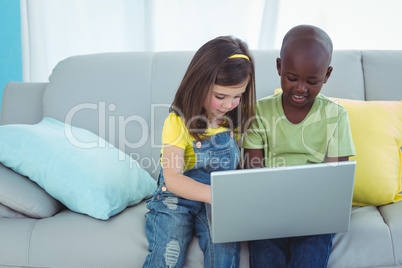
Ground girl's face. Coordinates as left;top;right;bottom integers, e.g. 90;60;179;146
203;81;248;122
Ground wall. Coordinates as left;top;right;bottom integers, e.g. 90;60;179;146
0;0;22;115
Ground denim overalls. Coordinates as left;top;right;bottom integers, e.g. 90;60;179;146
143;130;240;268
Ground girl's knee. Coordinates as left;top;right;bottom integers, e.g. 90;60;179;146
143;239;188;268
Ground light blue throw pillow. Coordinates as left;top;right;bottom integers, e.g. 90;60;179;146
0;117;156;220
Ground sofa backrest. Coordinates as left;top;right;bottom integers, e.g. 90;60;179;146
360;50;402;101
43;52;197;178
3;50;402;178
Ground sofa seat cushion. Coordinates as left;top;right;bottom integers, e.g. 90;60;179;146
378;201;402;265
328;206;397;267
0;117;157;220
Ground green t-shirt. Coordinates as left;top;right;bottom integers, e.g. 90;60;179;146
243;92;356;167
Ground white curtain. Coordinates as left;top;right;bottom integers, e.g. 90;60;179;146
272;0;402;50
21;0;402;82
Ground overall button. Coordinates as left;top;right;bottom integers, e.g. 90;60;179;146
161;186;167;192
230;131;234;137
196;141;202;148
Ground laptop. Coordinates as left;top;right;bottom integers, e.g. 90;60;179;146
206;161;356;243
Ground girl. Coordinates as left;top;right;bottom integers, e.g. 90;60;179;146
143;36;256;268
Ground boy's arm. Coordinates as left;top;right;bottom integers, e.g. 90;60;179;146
326;156;349;162
244;148;265;169
326;108;355;163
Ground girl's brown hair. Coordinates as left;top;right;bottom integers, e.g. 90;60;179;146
170;36;256;141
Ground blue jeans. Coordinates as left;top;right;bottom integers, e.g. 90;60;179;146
143;130;240;268
249;234;335;268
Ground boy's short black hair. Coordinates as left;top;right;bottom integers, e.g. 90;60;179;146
280;24;333;64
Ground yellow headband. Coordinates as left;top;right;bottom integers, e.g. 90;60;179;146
229;54;250;61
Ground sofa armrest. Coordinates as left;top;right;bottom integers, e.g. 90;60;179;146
1;82;47;125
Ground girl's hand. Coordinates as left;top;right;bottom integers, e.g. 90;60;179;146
162;144;212;204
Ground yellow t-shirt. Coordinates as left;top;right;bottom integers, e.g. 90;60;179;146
161;113;239;171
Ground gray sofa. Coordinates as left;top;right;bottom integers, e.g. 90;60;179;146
0;49;401;268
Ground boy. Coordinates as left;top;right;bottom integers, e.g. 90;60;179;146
243;25;355;267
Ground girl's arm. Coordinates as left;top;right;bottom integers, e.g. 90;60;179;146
244;148;265;169
162;144;212;204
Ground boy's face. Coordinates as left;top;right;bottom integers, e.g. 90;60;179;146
276;48;332;110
